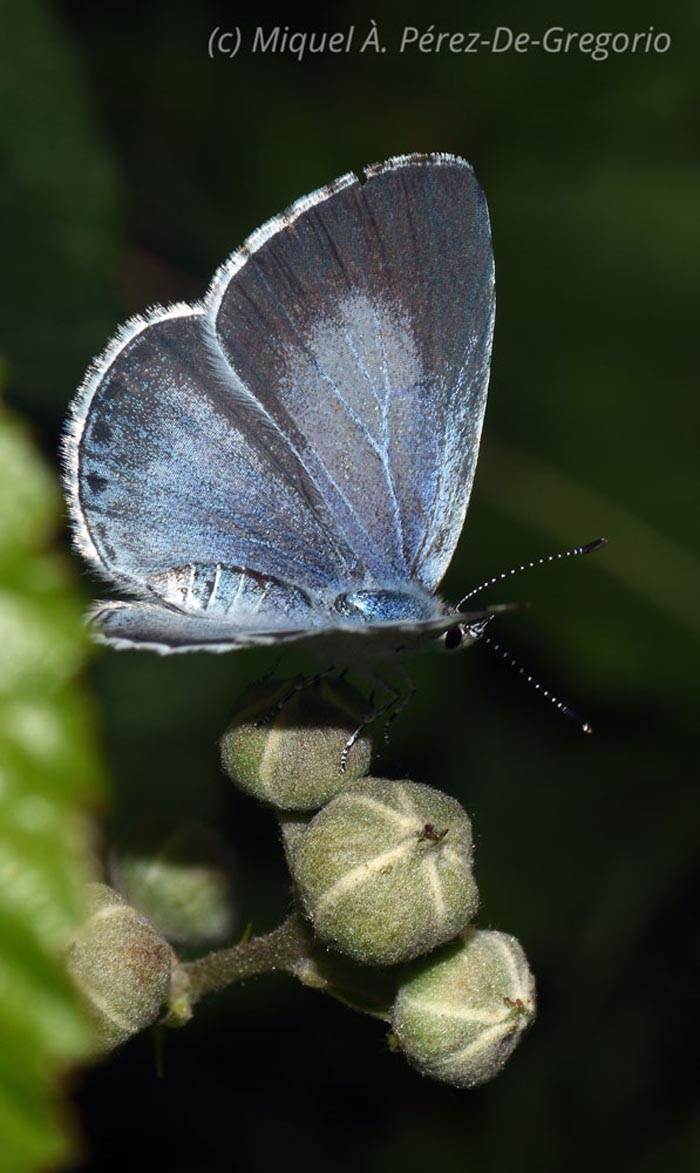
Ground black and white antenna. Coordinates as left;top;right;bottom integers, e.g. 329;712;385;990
480;634;593;734
457;538;607;610
459;537;607;734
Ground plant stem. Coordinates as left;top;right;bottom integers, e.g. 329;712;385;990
164;910;396;1027
165;912;327;1025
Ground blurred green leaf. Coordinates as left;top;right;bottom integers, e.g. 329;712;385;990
0;408;104;1173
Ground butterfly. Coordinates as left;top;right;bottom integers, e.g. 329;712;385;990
62;153;499;660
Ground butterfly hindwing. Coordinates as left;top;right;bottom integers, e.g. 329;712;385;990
67;309;362;595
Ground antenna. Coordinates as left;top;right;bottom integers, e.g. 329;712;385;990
481;634;593;734
457;538;607;610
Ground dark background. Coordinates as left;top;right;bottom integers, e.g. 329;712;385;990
3;1;699;1170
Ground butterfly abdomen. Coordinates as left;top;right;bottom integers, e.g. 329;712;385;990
145;563;316;622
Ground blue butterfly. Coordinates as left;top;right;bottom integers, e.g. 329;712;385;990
62;153;498;658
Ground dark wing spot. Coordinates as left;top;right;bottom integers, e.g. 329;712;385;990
90;419;112;445
86;473;108;496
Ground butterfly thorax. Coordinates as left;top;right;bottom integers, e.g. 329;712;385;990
331;585;443;625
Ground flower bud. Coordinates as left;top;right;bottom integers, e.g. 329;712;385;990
111;819;236;947
290;777;479;966
66;883;173;1051
220;676;371;810
392;928;536;1088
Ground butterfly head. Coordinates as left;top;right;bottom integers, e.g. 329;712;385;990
441;616;492;653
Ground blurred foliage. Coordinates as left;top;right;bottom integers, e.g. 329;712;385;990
0;0;698;1170
0;407;103;1172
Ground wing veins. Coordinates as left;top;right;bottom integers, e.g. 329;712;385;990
403;171;453;575
357;195;416;566
220;249;401;569
298;206;405;558
312;212;385;415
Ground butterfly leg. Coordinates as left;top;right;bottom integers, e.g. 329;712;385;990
340;702;387;774
339;671;410;772
253;668;335;728
380;666;416;745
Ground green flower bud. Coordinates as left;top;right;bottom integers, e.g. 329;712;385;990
220;676;371;810
66;884;173;1052
290;777;479;966
111;819;236;947
392;928;536;1088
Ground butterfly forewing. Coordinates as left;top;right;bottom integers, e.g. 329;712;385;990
209;154;494;593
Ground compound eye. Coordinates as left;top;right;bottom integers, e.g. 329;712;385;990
444;627;463;651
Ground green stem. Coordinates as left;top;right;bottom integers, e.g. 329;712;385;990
164;911;395;1027
165;913;328;1025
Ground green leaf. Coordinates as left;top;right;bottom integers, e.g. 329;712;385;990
0;408;104;1173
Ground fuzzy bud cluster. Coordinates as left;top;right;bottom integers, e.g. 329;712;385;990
216;675;536;1088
